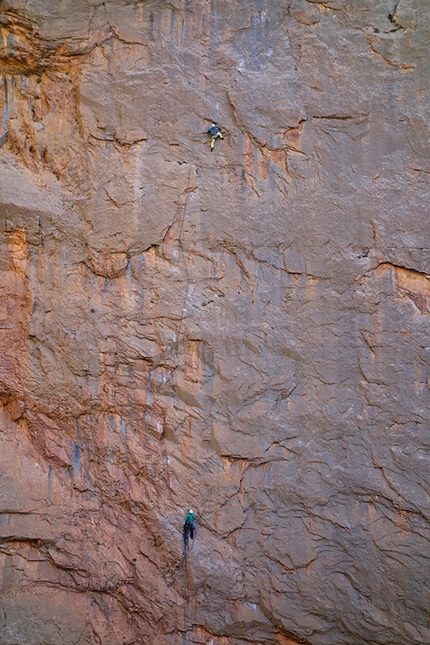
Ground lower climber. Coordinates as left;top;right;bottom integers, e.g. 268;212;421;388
208;123;223;151
183;509;195;546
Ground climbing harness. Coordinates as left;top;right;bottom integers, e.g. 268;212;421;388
183;522;192;547
183;511;195;552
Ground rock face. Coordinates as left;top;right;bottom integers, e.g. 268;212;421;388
0;1;429;643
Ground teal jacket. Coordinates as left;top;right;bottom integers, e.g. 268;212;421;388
185;512;195;524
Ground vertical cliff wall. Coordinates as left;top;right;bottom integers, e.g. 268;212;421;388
0;1;429;644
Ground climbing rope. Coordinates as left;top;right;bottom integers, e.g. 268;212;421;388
174;165;195;351
183;531;189;595
181;521;196;644
182;531;189;645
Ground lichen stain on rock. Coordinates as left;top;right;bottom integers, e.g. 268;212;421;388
1;1;430;644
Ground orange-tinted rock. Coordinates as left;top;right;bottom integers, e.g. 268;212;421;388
1;1;429;644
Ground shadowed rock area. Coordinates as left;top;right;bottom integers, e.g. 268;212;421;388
0;1;429;643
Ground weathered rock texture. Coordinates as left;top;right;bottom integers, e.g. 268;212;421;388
0;1;429;643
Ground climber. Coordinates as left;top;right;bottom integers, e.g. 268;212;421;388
183;509;195;547
207;123;223;151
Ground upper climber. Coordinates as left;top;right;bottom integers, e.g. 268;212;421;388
207;123;223;151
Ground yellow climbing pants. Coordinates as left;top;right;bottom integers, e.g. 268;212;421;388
210;132;223;150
